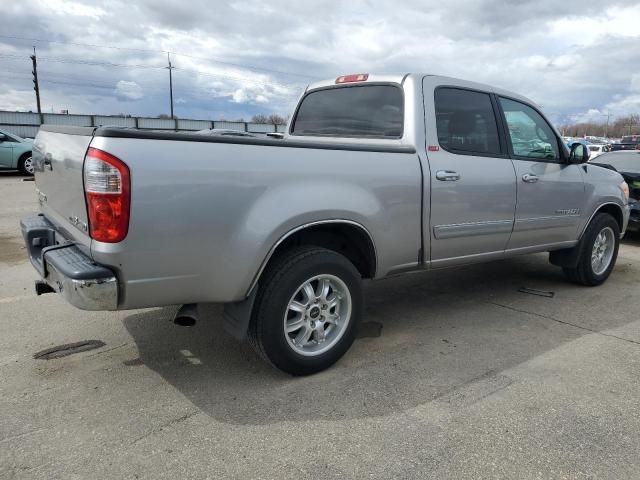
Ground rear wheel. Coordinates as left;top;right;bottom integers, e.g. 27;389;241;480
563;213;620;286
18;153;34;176
248;246;362;375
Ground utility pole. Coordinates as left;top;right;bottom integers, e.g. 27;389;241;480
605;112;610;138
167;53;174;119
30;47;42;115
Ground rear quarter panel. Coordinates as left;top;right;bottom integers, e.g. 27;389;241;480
88;136;422;308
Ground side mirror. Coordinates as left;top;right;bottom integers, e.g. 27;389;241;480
0;133;7;142
569;143;590;164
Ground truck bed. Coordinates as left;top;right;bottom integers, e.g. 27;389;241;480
32;125;422;309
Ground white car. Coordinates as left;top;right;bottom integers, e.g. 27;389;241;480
588;144;607;159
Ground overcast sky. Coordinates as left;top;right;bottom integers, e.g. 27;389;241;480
1;0;639;124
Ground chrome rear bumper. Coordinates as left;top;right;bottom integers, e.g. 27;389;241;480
21;214;118;310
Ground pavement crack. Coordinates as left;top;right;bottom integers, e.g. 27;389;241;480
131;410;200;444
488;301;640;346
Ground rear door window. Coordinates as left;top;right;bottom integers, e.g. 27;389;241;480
434;88;502;155
291;85;403;138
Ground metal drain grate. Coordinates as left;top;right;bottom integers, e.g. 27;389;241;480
33;340;106;360
518;287;555;298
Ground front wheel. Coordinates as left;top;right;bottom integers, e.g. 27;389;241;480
248;246;363;375
563;213;620;286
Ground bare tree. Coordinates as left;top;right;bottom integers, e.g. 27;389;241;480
251;114;269;124
251;114;288;124
267;114;288;125
558;114;640;138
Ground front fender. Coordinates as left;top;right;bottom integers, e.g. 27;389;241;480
580;165;628;237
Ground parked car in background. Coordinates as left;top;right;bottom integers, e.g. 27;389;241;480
611;135;640;151
22;73;630;375
0;127;34;175
592;150;640;233
588;144;608;159
564;137;590;150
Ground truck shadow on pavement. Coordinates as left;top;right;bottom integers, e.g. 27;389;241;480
123;252;639;426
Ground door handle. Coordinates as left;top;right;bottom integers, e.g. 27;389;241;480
436;170;461;181
522;173;538;183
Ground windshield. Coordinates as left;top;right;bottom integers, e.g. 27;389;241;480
291;84;403;139
0;129;24;142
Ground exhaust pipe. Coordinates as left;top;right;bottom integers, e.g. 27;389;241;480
174;303;198;327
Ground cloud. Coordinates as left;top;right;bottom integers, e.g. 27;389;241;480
0;0;639;122
230;89;248;103
114;80;144;101
0;89;37;111
36;0;106;18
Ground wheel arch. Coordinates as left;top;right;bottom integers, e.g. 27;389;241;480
17;149;32;164
551;202;623;269
246;219;377;297
579;202;624;240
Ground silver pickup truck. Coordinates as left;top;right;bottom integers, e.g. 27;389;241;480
22;73;630;375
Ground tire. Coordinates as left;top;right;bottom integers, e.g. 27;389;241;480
248;246;363;375
563;213;620;286
18;153;34;176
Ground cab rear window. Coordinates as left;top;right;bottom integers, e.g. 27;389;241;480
291;85;403;139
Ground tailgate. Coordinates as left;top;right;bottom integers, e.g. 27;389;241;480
33;125;95;254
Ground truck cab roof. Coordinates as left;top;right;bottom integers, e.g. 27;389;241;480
305;73;536;107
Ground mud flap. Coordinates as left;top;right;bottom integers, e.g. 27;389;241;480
222;288;258;341
549;243;582;268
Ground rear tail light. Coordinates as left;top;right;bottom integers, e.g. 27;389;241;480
336;73;368;84
83;147;130;243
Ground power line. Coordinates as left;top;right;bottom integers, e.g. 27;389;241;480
54;56;306;90
0;73;302;104
0;70;301;99
0;54;305;90
0;54;164;69
171;66;301;90
166;51;315;80
0;33;317;79
0;45;305;113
